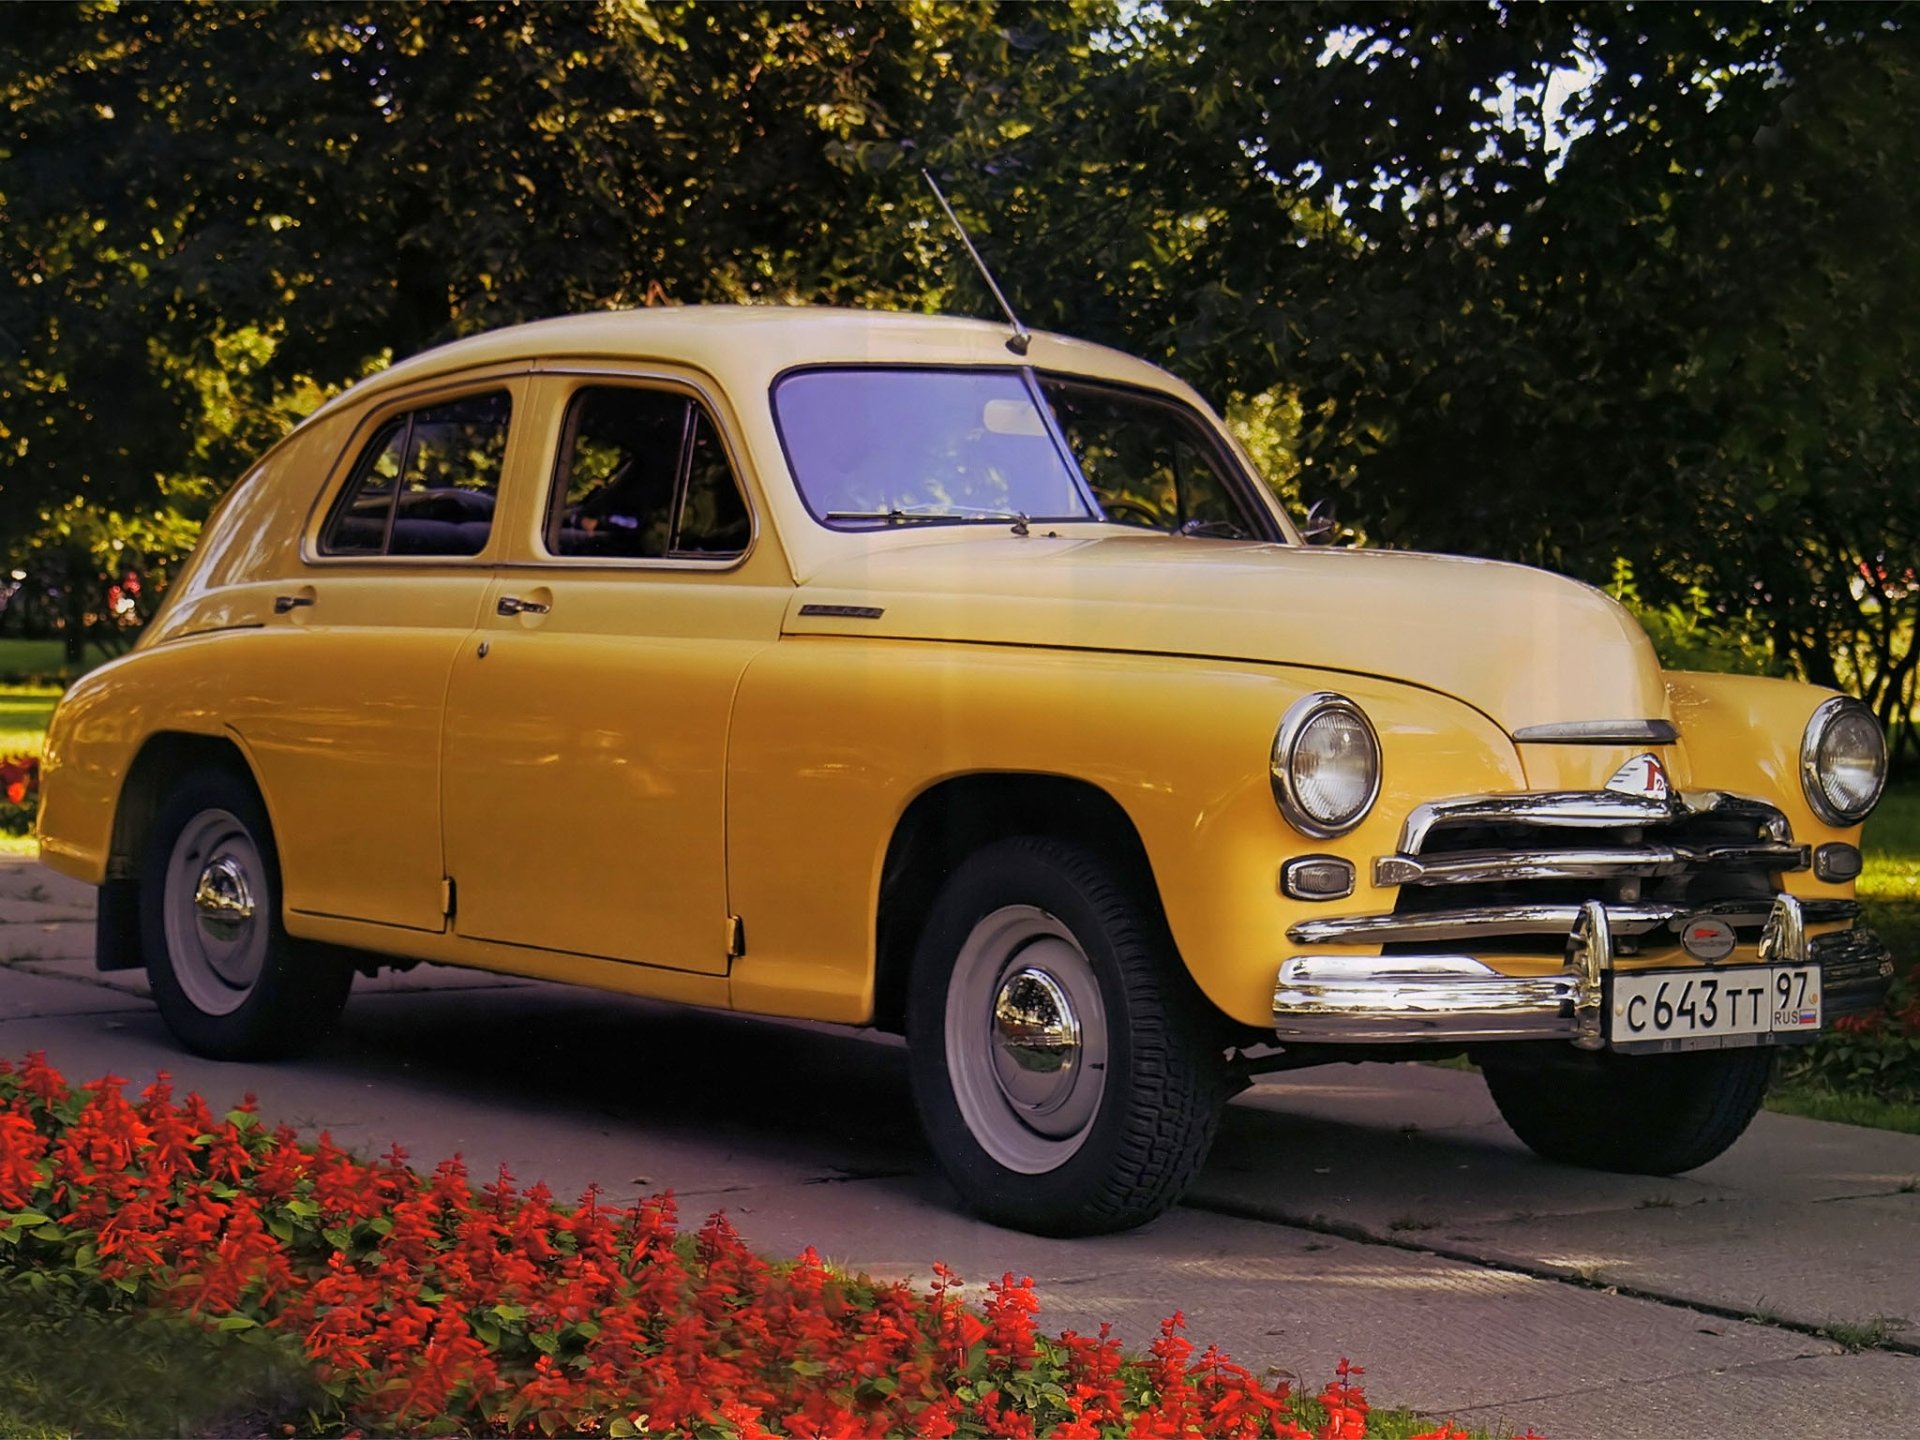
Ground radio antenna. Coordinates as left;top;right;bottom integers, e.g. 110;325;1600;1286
921;168;1031;356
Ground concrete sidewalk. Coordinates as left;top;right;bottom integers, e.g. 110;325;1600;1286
3;853;1916;1439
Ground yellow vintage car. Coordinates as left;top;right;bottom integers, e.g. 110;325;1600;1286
36;307;1892;1236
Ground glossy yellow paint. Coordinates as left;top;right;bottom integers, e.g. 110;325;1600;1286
785;530;1668;734
33;306;1873;1039
726;641;1524;1027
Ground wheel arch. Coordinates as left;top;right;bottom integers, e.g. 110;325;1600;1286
871;771;1167;1035
97;730;267;971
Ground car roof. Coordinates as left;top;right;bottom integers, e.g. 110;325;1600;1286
309;305;1203;422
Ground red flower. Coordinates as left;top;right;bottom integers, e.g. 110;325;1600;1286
0;1054;1525;1439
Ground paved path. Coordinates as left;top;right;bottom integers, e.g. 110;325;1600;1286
3;853;1917;1439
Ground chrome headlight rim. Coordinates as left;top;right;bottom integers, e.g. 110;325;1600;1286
1271;692;1382;840
1800;695;1887;828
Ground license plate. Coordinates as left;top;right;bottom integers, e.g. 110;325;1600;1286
1609;965;1821;1047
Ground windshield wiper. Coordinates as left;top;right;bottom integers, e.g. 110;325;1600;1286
826;505;1033;535
1177;517;1250;540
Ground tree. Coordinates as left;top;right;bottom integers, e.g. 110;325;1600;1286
0;0;1035;584
910;3;1918;759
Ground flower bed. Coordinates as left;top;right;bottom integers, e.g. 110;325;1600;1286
0;1053;1519;1439
1783;957;1920;1100
0;755;36;836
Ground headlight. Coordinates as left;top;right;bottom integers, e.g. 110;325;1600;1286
1272;693;1381;838
1800;696;1887;827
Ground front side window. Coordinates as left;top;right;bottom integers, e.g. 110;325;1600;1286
1039;379;1256;539
773;367;1268;539
546;386;750;560
320;391;510;557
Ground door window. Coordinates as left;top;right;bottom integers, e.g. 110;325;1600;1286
1039;379;1257;539
320;391;511;557
546;387;751;560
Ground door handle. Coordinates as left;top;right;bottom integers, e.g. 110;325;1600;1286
273;594;315;614
496;595;550;617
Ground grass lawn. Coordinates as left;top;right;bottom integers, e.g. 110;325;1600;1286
0;637;113;684
1859;779;1920;960
0;1291;316;1440
1765;1085;1920;1137
0;686;56;855
0;687;59;758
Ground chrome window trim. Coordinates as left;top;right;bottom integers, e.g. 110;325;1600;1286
1511;719;1680;745
1269;692;1382;840
1799;695;1888;827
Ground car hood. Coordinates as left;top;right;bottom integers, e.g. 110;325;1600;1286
785;533;1669;734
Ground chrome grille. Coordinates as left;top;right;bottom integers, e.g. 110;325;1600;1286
1286;789;1853;957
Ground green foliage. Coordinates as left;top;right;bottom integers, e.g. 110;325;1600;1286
1604;559;1779;678
1780;784;1920;1102
931;4;1918;758
2;1;1913;755
0;1282;320;1439
0;0;1046;632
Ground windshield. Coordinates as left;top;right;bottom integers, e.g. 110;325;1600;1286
775;369;1095;526
773;367;1271;539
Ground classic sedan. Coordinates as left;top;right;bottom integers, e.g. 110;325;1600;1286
36;307;1893;1235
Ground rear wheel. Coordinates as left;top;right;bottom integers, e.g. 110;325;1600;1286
139;768;351;1060
906;836;1225;1236
1480;1044;1774;1174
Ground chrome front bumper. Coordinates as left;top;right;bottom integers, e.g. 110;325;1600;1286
1272;892;1893;1048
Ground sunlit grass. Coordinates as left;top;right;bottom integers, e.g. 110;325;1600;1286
0;687;58;759
1859;782;1919;965
1766;1082;1920;1137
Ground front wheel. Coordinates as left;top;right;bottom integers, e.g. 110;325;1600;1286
1480;1044;1774;1174
139;767;351;1060
906;837;1225;1236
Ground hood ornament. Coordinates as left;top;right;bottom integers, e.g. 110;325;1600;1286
1606;752;1670;800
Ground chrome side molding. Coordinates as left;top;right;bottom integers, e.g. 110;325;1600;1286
1511;719;1680;745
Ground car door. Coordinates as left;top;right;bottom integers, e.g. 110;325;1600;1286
238;375;523;933
438;371;788;972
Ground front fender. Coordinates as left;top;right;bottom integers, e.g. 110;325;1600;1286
723;638;1525;1029
1666;669;1867;900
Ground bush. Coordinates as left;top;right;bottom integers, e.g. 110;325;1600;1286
0;755;37;837
0;1054;1506;1439
1604;559;1780;677
1780;960;1920;1101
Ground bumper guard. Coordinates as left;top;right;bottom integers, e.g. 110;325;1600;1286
1272;892;1893;1048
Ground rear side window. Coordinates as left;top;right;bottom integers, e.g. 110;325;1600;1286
545;386;751;560
320;391;511;557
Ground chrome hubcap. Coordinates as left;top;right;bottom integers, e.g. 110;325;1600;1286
193;855;255;944
990;964;1083;1125
163;808;269;1017
946;905;1109;1173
